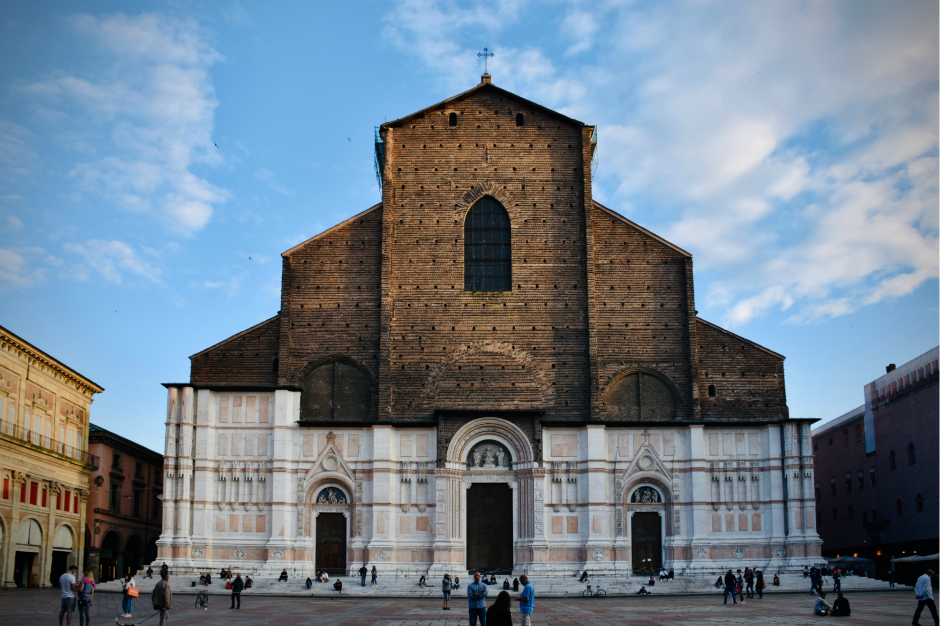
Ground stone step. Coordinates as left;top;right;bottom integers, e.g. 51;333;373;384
96;573;899;597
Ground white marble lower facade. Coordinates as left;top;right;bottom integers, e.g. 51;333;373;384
156;386;821;577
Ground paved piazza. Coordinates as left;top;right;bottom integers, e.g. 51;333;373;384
2;589;918;625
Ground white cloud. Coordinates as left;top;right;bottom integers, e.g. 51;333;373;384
63;239;163;285
0;248;45;288
21;12;227;235
254;168;295;197
385;0;939;327
6;215;24;231
0;122;38;183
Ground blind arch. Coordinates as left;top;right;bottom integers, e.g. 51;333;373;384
464;196;512;291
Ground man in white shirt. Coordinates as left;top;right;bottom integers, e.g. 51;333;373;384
58;565;78;626
913;569;938;626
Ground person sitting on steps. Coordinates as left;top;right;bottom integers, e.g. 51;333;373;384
333;578;342;593
278;569;288;582
579;571;589;583
637;586;650;595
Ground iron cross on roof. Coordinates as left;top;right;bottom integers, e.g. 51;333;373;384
477;47;494;74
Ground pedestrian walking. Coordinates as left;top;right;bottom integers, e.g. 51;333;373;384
833;568;841;593
468;571;489;626
735;570;745;605
77;568;95;626
810;567;819;595
152;571;173;626
359;564;368;586
121;573;136;617
160;562;169;578
756;570;764;599
723;569;737;605
230;572;244;609
745;568;754;599
913;569;939;626
371;565;378;586
442;573;453;611
516;575;535;626
58;564;78;626
889;569;896;590
486;590;513;626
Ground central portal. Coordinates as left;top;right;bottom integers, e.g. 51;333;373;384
466;483;513;573
631;512;662;574
315;513;347;575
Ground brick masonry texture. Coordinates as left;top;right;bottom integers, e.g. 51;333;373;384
191;316;280;387
188;80;788;427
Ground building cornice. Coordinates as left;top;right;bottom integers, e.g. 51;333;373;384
0;324;104;397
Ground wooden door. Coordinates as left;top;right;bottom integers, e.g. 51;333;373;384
466;483;513;573
631;512;662;574
315;513;347;574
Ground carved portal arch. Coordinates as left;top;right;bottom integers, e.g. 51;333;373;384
621;476;674;538
303;476;354;538
446;418;535;471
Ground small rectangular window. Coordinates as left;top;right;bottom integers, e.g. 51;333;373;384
41;487;47;508
29;481;37;505
842;429;849;446
858;470;864;490
845;472;852;494
56;492;61;510
135;462;143;478
828;436;834;451
870;467;877;487
855;424;861;442
112;452;122;470
2;476;7;500
64;490;71;512
830;477;837;497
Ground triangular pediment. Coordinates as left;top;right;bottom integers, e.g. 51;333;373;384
382;79;587;130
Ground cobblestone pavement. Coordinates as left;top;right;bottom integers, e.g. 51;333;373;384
1;589;919;626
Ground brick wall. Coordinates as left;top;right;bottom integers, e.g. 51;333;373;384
186;80;791;429
378;87;592;421
190;316;280;386
811;410;879;551
873;378;938;545
696;319;787;421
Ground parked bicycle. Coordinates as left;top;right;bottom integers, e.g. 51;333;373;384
583;584;606;597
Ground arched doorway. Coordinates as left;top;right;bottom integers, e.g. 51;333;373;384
50;525;74;586
445;419;536;574
14;518;43;587
628;486;665;575
99;530;122;582
124;535;143;577
312;487;349;575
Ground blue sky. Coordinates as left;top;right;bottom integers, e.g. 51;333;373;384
0;0;937;453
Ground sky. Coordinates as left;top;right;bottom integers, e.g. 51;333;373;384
0;0;937;454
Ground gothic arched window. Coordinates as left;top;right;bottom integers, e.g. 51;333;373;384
464;196;511;291
449;112;458;126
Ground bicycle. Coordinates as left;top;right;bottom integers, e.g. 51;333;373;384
583;584;606;597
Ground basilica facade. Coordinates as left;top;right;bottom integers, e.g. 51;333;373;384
157;75;821;577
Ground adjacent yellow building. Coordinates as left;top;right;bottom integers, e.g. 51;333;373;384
0;324;103;587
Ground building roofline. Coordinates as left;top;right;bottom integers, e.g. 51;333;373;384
592;201;692;258
189;315;279;360
281;203;382;257
380;78;589;130
811;405;865;437
88;423;163;462
695;317;786;360
0;323;104;394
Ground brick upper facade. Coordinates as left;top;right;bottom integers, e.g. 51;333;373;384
189;77;787;428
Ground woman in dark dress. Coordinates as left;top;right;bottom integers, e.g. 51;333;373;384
486;591;513;626
512;578;519;592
